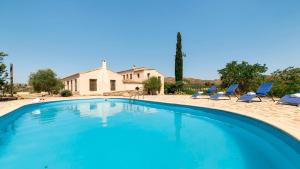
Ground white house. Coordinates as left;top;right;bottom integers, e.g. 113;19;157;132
62;60;164;95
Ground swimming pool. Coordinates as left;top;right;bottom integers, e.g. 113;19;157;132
0;98;299;169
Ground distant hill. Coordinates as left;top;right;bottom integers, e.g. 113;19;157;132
164;77;221;85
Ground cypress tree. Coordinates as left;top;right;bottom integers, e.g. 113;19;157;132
175;32;183;82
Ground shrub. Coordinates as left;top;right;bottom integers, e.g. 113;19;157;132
164;83;177;94
181;88;196;95
60;90;72;97
164;81;185;94
143;77;162;95
175;80;184;90
269;67;300;97
165;81;201;95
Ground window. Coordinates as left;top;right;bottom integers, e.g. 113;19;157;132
137;73;140;78
147;73;150;79
126;74;128;79
110;80;116;91
123;75;125;80
67;81;69;90
75;79;77;91
89;79;97;91
130;74;132;79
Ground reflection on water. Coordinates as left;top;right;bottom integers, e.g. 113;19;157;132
31;109;41;115
174;112;182;142
74;101;160;127
28;100;161;128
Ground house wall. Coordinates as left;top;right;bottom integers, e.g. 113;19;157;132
143;70;165;94
63;74;80;95
119;70;145;82
62;61;164;95
123;83;144;91
118;69;165;94
77;69;125;95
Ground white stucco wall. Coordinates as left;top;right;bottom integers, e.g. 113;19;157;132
63;74;80;95
78;68;125;95
143;70;164;94
63;62;165;95
123;83;144;91
118;69;165;94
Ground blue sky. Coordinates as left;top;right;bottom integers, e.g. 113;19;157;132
1;0;300;83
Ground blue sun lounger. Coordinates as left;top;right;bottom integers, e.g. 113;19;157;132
210;84;239;100
277;91;300;106
191;85;217;98
237;82;274;102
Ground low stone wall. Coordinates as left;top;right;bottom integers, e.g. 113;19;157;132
103;90;137;97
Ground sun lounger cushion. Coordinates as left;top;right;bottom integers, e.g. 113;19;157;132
210;93;224;100
247;92;256;95
210;84;238;100
191;86;216;99
279;95;300;106
290;93;300;98
191;93;200;98
239;94;257;102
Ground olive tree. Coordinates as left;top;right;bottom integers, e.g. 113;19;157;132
143;77;162;95
270;67;300;97
29;69;64;94
218;61;268;93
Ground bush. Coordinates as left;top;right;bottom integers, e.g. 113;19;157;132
60;90;72;97
164;83;177;94
270;67;300;97
175;80;184;90
165;81;200;95
181;88;196;95
143;77;162;95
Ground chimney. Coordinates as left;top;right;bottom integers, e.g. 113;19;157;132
101;60;107;69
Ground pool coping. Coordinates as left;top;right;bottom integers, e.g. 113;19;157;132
1;97;300;143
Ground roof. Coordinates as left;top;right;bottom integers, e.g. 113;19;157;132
117;67;154;73
62;68;105;80
62;65;163;80
62;73;80;80
122;80;143;84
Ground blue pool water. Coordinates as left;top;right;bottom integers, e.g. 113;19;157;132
0;99;299;169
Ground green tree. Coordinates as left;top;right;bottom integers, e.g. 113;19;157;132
175;32;183;82
52;79;65;94
143;77;162;95
218;61;268;93
0;52;8;91
29;69;64;94
269;67;300;97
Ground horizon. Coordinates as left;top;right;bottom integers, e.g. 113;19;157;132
1;0;300;83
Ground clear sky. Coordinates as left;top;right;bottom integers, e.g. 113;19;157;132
1;0;300;83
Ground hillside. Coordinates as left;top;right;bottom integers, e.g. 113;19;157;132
164;77;221;85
